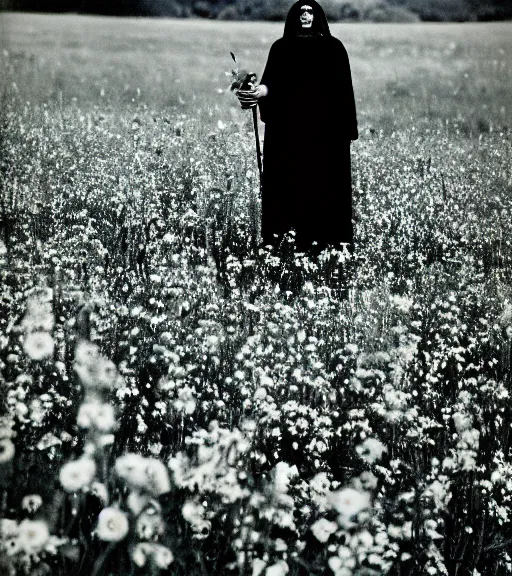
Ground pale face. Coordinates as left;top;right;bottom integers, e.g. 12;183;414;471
299;5;314;28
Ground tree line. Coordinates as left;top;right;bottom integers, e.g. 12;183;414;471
1;0;511;21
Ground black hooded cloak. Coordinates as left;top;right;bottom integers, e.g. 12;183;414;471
258;1;358;253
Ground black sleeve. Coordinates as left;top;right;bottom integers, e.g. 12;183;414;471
258;40;281;124
335;39;358;141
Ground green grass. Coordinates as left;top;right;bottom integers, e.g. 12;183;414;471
1;13;511;133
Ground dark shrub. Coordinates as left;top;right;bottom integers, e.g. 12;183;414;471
404;0;474;21
217;5;240;19
366;3;420;22
193;0;213;17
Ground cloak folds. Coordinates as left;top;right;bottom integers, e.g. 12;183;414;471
258;2;358;253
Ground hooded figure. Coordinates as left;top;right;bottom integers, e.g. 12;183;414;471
240;1;358;254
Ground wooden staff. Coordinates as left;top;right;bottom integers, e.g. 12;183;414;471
252;107;263;195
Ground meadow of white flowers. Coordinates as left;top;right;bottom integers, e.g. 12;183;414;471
1;93;512;576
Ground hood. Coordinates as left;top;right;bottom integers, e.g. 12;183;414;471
283;1;331;38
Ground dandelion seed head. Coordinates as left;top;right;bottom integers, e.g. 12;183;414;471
17;519;50;554
59;458;96;492
23;332;54;361
96;507;129;542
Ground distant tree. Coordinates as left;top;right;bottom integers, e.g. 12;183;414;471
404;0;473;21
1;0;511;21
467;0;512;20
193;0;212;17
217;4;239;19
233;0;294;21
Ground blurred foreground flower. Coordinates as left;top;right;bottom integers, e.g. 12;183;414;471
273;462;298;494
59;458;96;492
21;494;43;514
182;500;211;538
310;518;338;542
132;542;174;568
74;340;123;390
265;561;290;576
22;288;54;331
91;482;109;505
77;400;116;432
135;502;165;540
328;487;371;520
23;331;54;360
0;519;20;556
0;438;15;463
96;507;129;542
356;438;387;464
115;453;170;496
18;519;50;554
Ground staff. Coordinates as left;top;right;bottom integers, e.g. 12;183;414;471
230;62;265;193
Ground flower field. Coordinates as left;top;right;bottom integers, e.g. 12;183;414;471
1;13;512;576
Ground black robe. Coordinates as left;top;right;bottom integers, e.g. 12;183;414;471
258;5;358;254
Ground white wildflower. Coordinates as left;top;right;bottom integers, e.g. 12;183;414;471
388;524;403;539
115;454;170;495
4;535;21;556
253;558;267;576
0;438;15;463
254;387;267;401
328;487;371;518
91;482;109;505
145;458;171;496
127;491;151;516
74;341;121;389
266;561;289;576
132;543;173;569
354;471;379;491
182;500;211;536
75;356;121;390
135;506;165;540
1;520;20;556
328;556;348;574
275;538;287;551
77;401;116;432
310;518;338;542
18;519;50;553
59;458;96;492
23;290;54;331
427;479;450;508
356;438;387;464
0;519;18;538
459;451;477;471
96;507;129;542
21;494;43;514
153;544;174;568
115;453;147;486
273;462;298;494
391;294;413;313
75;340;99;365
23;332;54;361
453;412;472;433
132;542;153;567
37;432;62;451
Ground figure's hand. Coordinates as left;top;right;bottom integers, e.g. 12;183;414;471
236;85;268;109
